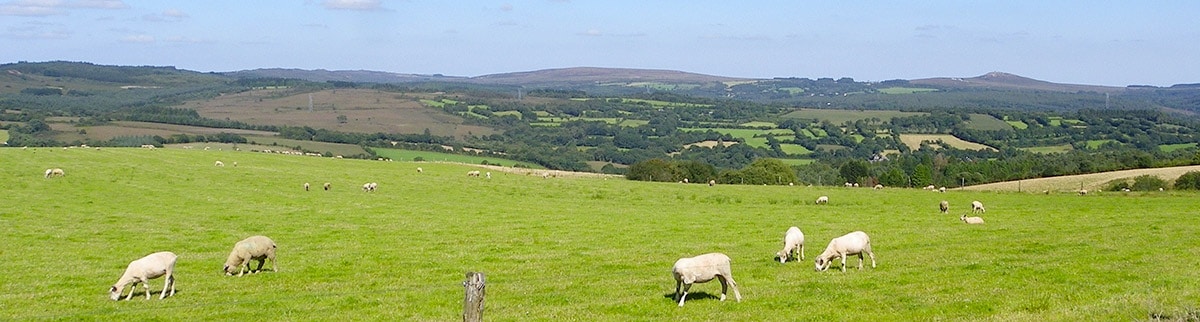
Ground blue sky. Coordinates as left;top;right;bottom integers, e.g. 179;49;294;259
2;0;1197;86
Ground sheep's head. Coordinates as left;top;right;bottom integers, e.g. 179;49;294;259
108;286;122;300
776;251;788;263
223;265;235;276
815;258;830;271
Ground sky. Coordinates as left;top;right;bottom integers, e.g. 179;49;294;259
2;0;1198;86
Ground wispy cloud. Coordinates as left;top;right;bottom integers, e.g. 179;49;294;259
119;34;153;43
3;24;70;39
321;0;387;11
143;8;187;22
0;0;127;16
577;29;645;38
499;3;512;12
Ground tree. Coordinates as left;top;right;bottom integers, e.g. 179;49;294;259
911;164;933;187
626;158;678;182
1174;171;1200;190
839;160;870;184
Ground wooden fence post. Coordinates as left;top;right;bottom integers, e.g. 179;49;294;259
463;272;486;322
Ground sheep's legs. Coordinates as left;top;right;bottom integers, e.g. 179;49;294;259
840;253;848;272
159;275;174;299
123;282;137;300
718;276;742;302
800;245;805;260
676;283;691;307
867;251;876;268
254;259;265;273
142;281;150;300
718;277;729;302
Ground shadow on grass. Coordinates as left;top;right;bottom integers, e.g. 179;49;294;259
661;291;722;303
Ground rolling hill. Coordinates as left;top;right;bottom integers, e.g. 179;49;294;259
911;72;1124;93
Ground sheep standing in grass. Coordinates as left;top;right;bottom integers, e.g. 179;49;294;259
304;183;310;191
1079;189;1088;196
467;170;480;177
776;227;805;263
416;167;423;173
708;180;716;186
672;253;741;307
815;196;828;205
961;214;985;224
224;236;277;277
109;251;177;300
323;182;331;191
815;231;876;272
939;200;949;214
971;201;985;213
44;168;65;178
939;187;946;193
362;182;377;192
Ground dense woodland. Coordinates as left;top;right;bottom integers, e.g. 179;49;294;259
3;61;1200;188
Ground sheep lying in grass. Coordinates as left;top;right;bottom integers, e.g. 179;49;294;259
971;201;985;213
939;200;949;214
815;231;876;272
323;182;331;191
224;236;277;277
215;161;224;167
467;170;481;177
815;196;828;205
874;184;883;190
776;227;805;263
672;253;741;307
961;214;985;224
109;251;177;300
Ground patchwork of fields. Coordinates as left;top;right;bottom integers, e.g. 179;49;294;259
2;148;1197;320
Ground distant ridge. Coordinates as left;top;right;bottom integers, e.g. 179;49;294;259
468;67;749;85
911;72;1124;93
224;68;464;83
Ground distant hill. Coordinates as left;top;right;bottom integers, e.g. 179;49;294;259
467;67;749;86
911;72;1124;93
225;68;464;83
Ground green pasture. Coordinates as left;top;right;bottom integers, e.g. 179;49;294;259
1159;143;1197;152
776;158;815;166
1021;145;1073;154
2;148;1199;320
963;113;1013;131
778;143;812;156
681;128;795;149
373;147;539;168
877;87;937;94
244;136;370;157
739;121;776;129
1006;120;1029;129
781;109;927;125
0;129;8;144
1087;139;1118;149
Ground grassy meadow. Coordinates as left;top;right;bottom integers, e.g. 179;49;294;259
2;148;1198;320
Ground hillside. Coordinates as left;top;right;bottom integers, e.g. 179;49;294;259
468;67;748;86
224;68;465;83
911;72;1124;93
960;165;1200;192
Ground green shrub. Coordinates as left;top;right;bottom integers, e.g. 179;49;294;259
1105;179;1131;192
1174;171;1200;190
1131;175;1168;191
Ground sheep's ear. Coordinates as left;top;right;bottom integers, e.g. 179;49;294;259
109;286;116;292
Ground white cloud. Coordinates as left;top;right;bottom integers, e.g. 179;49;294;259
322;0;386;11
143;8;187;22
120;34;153;43
3;24;70;39
0;0;127;16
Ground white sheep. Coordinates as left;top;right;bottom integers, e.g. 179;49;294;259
304;183;310;191
1079;189;1088;195
961;214;985;224
971;201;985;213
671;253;741;307
416;167;423;173
467;170;480;177
844;182;853;187
873;184;883;190
485;172;491;179
939;200;949;214
853;183;860;187
814;231;876;272
224;236;277;277
939;187;946;193
323;182;331;191
815;196;828;205
362;182;377;192
44;168;65;178
708;180;716;186
215;161;224;167
109;251;177;300
776;227;805;263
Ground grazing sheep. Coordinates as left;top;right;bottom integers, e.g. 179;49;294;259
304;183;310;191
671;253;741;307
416;167;423;173
1079;189;1088;195
708;180;716;186
109;251;177;300
844;182;853;187
873;184;883;190
467;170;481;177
214;161;224;167
323;182;331;191
815;196;829;205
362;182;377;192
971;201;985;213
961;214;985;224
224;236;277;277
776;227;805;263
232;162;238;167
44;168;65;178
853;183;859;187
939;187;946;193
814;231;876;272
683;178;689;183
486;172;491;179
939;200;949;214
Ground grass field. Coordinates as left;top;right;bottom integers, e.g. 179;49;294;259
2;148;1199;320
1021;144;1073;154
372;147;539;168
963;113;1013;131
781;109;927;125
241;136;369;157
961;164;1200;193
1159;143;1197;152
899;134;996;151
1087;139;1118;149
680;128;794;149
877;87;937;94
0;129;8;144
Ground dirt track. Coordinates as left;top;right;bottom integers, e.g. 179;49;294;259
959;165;1200;192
